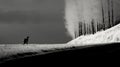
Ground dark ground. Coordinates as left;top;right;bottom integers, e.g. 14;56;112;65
0;43;120;66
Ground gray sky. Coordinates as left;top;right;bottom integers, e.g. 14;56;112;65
0;0;71;44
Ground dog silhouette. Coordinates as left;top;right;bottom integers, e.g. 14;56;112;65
23;36;29;44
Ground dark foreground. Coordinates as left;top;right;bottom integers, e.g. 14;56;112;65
0;43;120;66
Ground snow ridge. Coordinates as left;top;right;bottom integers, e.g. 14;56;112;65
68;23;120;45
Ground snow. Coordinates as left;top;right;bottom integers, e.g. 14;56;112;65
0;24;120;62
68;23;120;45
0;44;77;61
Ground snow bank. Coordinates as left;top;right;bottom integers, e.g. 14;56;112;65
0;44;76;60
68;23;120;45
0;24;120;61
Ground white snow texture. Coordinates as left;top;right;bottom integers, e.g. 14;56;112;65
68;23;120;45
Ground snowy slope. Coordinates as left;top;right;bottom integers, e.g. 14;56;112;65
0;44;77;60
0;23;120;62
68;23;120;45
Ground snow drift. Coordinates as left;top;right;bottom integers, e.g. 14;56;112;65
68;23;120;45
0;44;81;62
1;23;120;62
65;0;120;39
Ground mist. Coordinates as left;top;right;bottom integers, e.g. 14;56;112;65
65;0;120;39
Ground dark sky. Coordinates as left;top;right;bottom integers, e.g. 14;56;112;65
0;0;71;44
